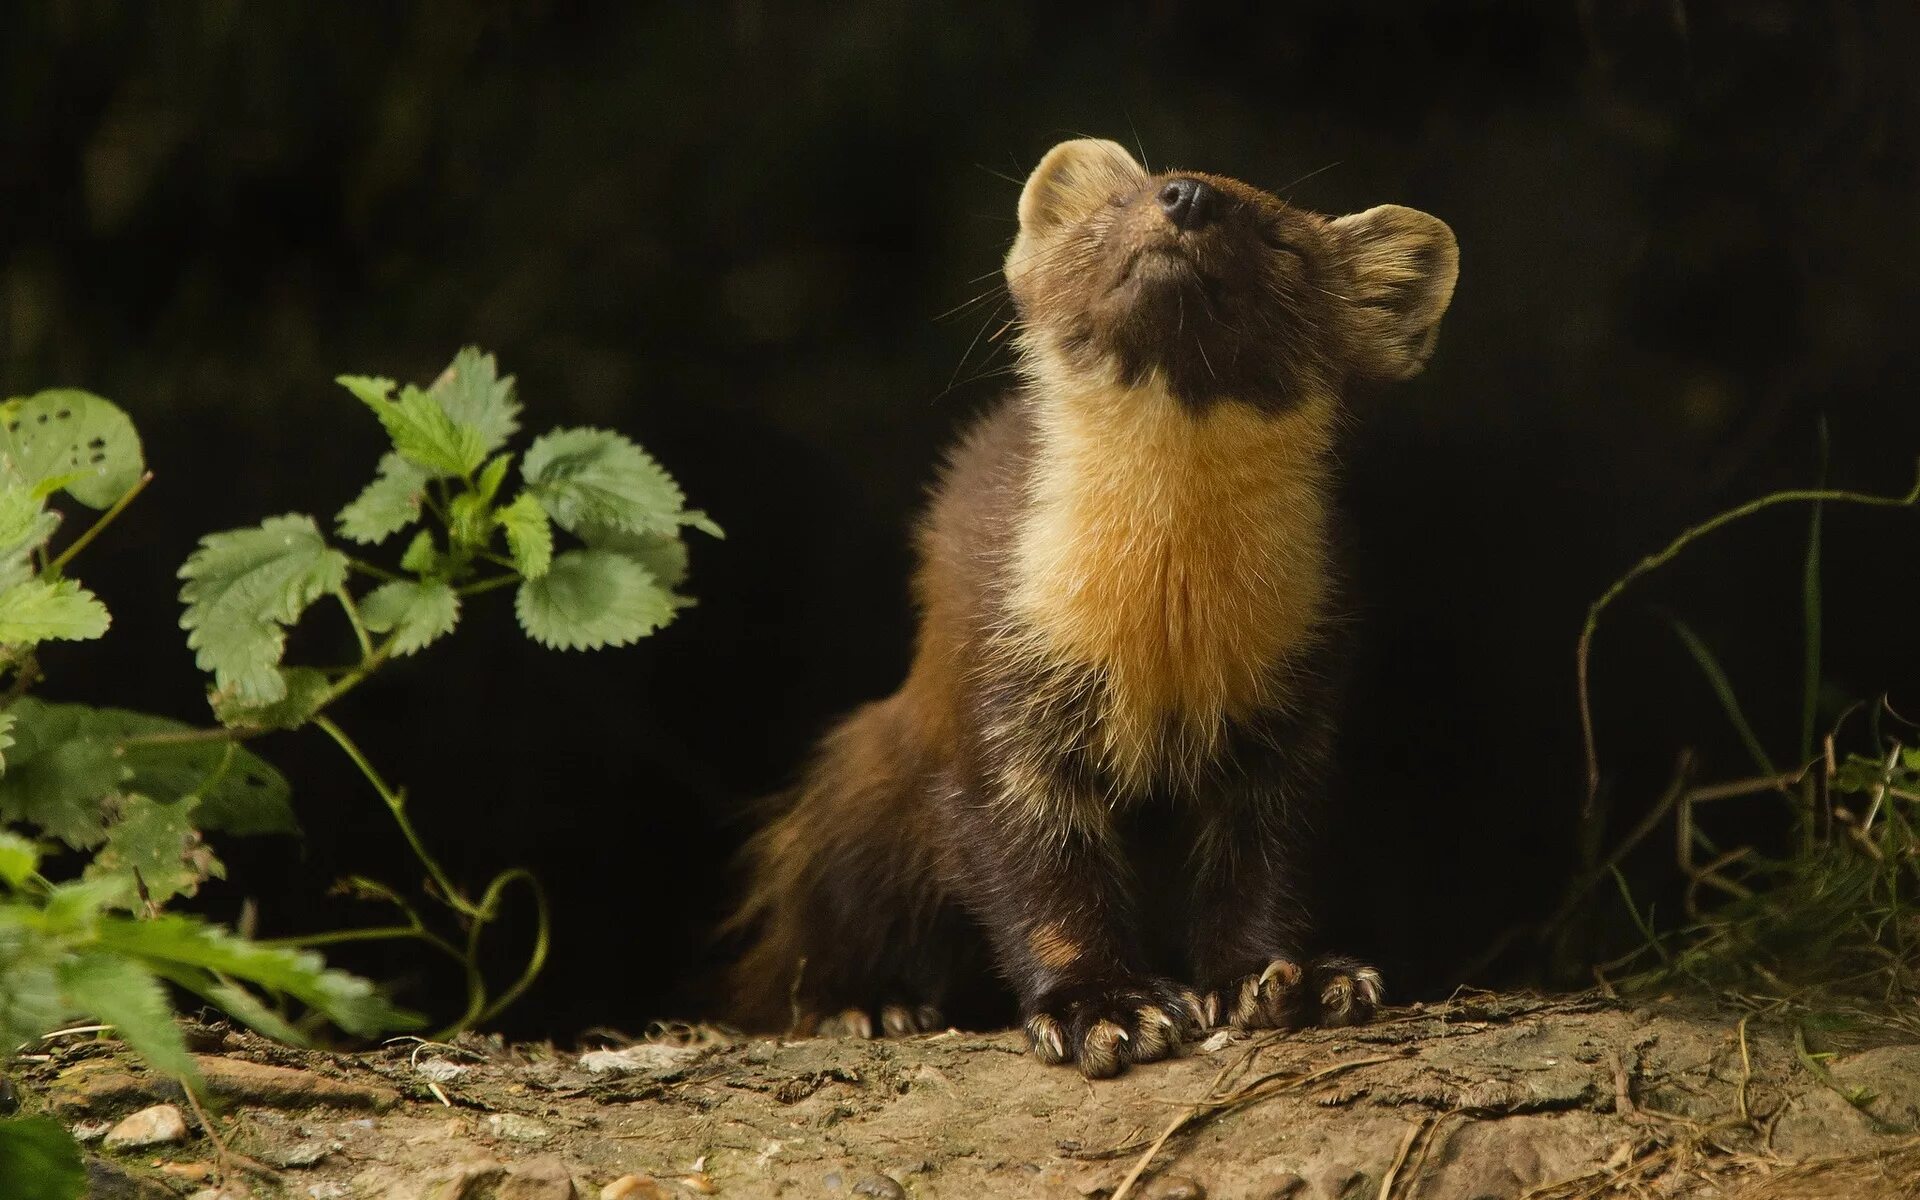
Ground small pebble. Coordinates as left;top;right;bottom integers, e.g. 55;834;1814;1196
1144;1176;1206;1200
414;1058;471;1084
852;1175;906;1199
599;1176;671;1200
69;1120;111;1142
103;1103;188;1149
161;1161;215;1181
484;1112;553;1143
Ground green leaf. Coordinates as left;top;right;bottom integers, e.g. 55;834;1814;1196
515;548;676;651
0;390;145;509
0;707;124;848
360;580;460;657
84;795;225;908
0;484;58;564
350;379;487;479
0;830;37;888
446;491;493;552
0;579;109;647
429;348;520;461
57;949;197;1081
93;913;417;1038
497;493;553;579
0;917;68;1055
521;427;685;537
0;710;16;774
2;700;297;841
209;666;332;736
681;508;724;539
178;514;350;704
0;1117;85;1200
399;530;440;575
576;522;691;590
337;452;431;545
473;453;513;506
335;375;397;407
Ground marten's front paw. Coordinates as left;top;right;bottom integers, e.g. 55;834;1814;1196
811;1003;944;1039
1024;977;1206;1078
1201;956;1384;1030
1204;957;1309;1030
1310;956;1385;1027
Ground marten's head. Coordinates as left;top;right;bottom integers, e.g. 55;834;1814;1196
1005;139;1458;410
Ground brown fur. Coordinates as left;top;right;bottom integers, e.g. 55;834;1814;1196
729;139;1458;1075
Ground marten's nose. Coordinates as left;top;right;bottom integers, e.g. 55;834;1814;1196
1157;177;1216;231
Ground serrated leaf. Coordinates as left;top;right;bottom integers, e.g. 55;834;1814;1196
0;917;67;1055
209;666;331;736
681;508;724;539
429;348;520;461
0;829;36;888
354;381;487;479
473;453;513;506
335;375;396;406
337;452;431;545
0;1116;85;1200
0;710;123;848
57;948;197;1079
93;913;418;1038
0;390;145;509
360;580;460;656
521;427;685;537
178;514;349;704
576;521;691;590
515;548;676;651
0;579;109;647
84;794;223;907
497;493;553;579
399;529;440;574
0;484;58;563
2;700;298;838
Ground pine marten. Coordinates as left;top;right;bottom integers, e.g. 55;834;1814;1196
730;139;1458;1077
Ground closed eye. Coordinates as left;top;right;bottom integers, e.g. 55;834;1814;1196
1259;226;1304;258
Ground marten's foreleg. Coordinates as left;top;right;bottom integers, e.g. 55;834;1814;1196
1186;711;1383;1031
951;762;1206;1079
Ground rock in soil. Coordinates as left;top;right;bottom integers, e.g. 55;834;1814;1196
102;1102;188;1149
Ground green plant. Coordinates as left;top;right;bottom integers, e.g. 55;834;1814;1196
0;351;715;1197
1558;442;1920;1004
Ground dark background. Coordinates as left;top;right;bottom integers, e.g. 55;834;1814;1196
3;1;1919;1041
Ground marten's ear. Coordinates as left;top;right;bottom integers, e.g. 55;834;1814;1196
1016;139;1146;237
1330;204;1459;382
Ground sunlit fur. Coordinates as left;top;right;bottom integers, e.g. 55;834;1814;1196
729;139;1456;1070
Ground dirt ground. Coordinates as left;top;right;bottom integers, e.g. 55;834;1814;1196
14;991;1920;1200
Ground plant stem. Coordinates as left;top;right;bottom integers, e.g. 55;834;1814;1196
1577;461;1920;851
458;574;519;597
347;557;404;583
335;587;374;659
310;714;475;919
48;471;152;575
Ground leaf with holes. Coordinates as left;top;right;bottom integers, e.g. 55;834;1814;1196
515;548;677;650
84;794;224;908
178;514;349;704
209;666;331;737
360;579;460;656
429;347;521;462
337;452;431;545
521;427;686;536
0;1117;85;1200
497;493;553;579
0;390;145;509
0;579;110;647
57;948;197;1080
